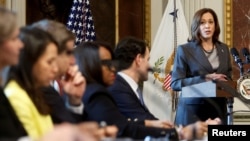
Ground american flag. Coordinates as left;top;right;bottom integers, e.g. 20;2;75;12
163;71;172;91
67;0;96;46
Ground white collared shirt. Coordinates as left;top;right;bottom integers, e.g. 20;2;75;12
118;72;140;99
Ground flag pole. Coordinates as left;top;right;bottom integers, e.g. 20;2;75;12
171;0;179;114
143;0;189;120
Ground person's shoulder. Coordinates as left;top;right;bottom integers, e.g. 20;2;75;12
178;42;189;47
41;86;58;95
4;80;27;98
4;80;32;107
84;83;108;101
87;83;106;92
215;40;227;46
5;80;20;89
108;74;124;89
215;41;229;50
178;41;196;48
177;42;197;52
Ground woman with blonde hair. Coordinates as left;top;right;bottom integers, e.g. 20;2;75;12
0;6;26;140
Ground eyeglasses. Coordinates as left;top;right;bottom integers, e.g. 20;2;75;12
101;59;118;71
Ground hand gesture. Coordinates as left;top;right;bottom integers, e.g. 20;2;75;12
60;65;86;106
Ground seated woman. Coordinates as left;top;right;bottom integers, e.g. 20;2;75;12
74;41;207;140
32;19;85;124
0;6;27;140
4;26;59;140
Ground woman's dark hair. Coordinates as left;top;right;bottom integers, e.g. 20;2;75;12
74;41;114;86
7;26;58;115
188;8;220;44
114;36;147;71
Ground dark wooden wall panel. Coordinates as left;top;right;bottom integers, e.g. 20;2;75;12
26;0;145;48
26;0;72;24
91;0;115;47
119;0;144;40
232;0;250;80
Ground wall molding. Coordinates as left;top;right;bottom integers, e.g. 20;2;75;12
145;0;151;47
224;0;232;47
7;0;26;26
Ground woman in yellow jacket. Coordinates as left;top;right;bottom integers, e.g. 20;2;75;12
4;26;59;140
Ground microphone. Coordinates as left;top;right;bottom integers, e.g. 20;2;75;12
230;47;243;67
241;47;250;63
230;47;244;76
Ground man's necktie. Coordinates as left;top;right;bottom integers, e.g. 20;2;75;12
137;87;145;106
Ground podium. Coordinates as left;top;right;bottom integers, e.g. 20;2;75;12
181;81;236;98
181;80;236;125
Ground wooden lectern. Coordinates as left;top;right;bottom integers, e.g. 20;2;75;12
181;80;237;125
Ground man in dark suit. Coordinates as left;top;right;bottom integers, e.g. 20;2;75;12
41;85;83;123
108;37;172;127
109;36;222;125
108;74;157;121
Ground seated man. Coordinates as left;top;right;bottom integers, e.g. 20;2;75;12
108;36;221;126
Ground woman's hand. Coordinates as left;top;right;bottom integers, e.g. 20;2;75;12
205;73;228;81
60;65;86;106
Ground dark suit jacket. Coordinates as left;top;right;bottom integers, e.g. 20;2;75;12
108;74;158;121
0;87;27;139
171;41;232;126
83;83;178;140
42;86;82;124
